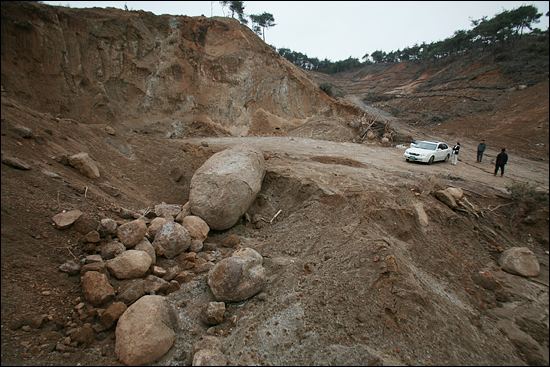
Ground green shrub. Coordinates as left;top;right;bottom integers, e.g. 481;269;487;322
319;83;334;96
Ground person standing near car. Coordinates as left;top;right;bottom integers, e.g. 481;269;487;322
451;142;460;165
477;139;487;163
494;148;508;177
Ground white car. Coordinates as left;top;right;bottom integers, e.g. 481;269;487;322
403;140;452;164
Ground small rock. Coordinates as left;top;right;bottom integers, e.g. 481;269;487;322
52;210;83;230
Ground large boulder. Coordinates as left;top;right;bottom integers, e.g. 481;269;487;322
207;247;266;302
152;221;191;259
115;295;179;366
189;144;265;230
499;247;540;277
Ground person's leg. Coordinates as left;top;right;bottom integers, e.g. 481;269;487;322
477;151;481;162
479;151;483;162
494;165;498;176
501;165;504;177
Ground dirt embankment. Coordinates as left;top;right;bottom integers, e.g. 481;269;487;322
1;2;548;366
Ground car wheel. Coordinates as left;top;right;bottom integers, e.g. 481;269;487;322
428;156;434;165
444;154;450;163
406;158;410;162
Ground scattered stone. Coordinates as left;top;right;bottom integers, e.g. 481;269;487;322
81;271;115;307
151;265;167;277
71;326;94;345
189;239;204;253
115;279;145;306
117;219;147;248
98;218;117;237
115;295;179;366
174;271;195;284
23;314;48;329
118;207;135;219
207;247;267;302
105;250;152;279
444;187;464;201
100;302;127;329
8;319;23;330
153;221;191;259
144;275;170;294
59;260;82;275
1;153;31;170
413;202;429;227
166;280;180;295
13;125;33;138
222;235;240;248
82;230;100;243
68;152;100;179
134;237;156;265
85;254;103;264
52;210;83;230
99;241;126;260
189;144;266;230
98;182;119;197
201;302;226;326
154;202;182;218
180;215;210;241
192;348;226;366
80;262;108;276
499;247;540;277
435;189;457;209
146;217;168;240
175;202;191;223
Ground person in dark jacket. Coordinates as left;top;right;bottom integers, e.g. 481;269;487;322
477;139;487;163
494;148;508;177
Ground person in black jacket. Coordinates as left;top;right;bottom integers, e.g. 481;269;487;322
494;148;508;177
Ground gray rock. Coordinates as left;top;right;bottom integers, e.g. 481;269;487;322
153;221;191;259
499;247;540;277
192;349;226;366
105;250;152;280
189;144;265;230
115;295;179;366
207;247;266;302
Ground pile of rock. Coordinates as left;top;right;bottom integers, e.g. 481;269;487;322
53;144;268;365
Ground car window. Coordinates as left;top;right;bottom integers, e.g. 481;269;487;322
417;142;437;150
441;144;448;149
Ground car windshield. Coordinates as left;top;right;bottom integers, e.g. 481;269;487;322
416;142;437;150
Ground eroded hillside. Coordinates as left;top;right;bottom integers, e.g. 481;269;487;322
1;2;548;366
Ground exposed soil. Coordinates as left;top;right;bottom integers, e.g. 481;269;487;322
1;2;548;366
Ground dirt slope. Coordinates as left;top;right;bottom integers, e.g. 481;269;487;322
1;2;548;366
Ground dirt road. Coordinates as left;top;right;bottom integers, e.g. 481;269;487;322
181;136;549;198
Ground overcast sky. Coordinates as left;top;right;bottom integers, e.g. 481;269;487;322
42;1;550;62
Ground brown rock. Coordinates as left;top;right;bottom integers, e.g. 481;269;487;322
81;271;115;307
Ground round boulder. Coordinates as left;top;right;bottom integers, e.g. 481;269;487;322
499;247;540;277
189;144;265;231
207;248;266;303
115;295;179;365
153;221;191;259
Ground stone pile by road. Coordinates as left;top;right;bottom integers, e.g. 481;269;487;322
49;144;268;365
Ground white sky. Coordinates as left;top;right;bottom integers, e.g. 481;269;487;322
42;1;550;62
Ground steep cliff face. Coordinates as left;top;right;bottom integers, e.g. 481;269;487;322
1;1;356;136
